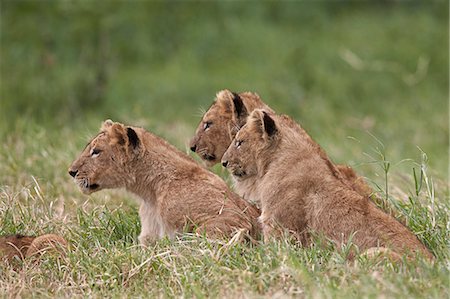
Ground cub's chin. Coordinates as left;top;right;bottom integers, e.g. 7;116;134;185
201;154;217;167
80;183;101;195
203;159;217;168
231;170;247;181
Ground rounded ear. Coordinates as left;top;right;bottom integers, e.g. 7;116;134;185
126;127;140;149
262;111;277;136
109;123;127;145
231;92;248;119
216;89;248;120
101;119;114;131
250;109;277;137
101;121;140;152
104;122;141;152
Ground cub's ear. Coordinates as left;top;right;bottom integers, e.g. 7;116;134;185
108;122;127;145
126;127;140;149
231;92;247;119
101;119;114;131
216;89;248;120
262;111;277;136
104;121;140;151
250;109;277;137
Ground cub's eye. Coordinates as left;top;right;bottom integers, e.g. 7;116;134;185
203;121;212;131
91;148;102;157
235;140;243;148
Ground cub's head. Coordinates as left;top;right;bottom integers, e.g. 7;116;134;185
189;89;249;167
221;109;279;180
68;120;140;194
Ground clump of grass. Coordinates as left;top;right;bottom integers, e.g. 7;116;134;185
360;139;449;260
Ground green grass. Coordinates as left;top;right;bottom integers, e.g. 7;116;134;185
0;2;449;298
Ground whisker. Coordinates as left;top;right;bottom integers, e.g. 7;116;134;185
196;148;208;156
193;107;207;118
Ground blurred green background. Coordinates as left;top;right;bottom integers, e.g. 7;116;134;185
1;1;448;178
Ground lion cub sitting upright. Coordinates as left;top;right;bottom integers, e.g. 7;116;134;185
190;89;372;198
221;109;433;259
69;120;260;245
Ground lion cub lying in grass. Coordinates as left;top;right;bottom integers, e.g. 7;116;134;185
69;120;260;245
222;109;433;260
190;89;372;198
0;234;67;263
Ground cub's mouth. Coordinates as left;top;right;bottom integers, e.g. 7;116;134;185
203;153;216;162
200;153;217;167
74;177;101;194
230;168;247;179
194;147;217;166
81;183;100;194
89;183;100;190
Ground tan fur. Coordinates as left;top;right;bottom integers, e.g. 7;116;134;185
222;110;434;260
0;234;67;263
190;89;373;198
336;165;373;198
69;120;260;245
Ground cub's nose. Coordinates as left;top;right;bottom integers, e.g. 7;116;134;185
190;145;197;152
221;160;228;167
68;169;78;178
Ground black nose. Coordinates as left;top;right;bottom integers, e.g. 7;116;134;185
222;161;228;167
190;145;197;152
69;170;78;178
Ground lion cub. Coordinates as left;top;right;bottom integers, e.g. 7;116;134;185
221;109;433;259
0;234;67;263
190;89;372;198
69;120;260;244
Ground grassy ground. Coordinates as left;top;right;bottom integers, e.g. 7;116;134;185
1;2;449;298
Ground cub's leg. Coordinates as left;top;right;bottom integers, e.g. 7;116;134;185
138;201;166;245
259;216;285;243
